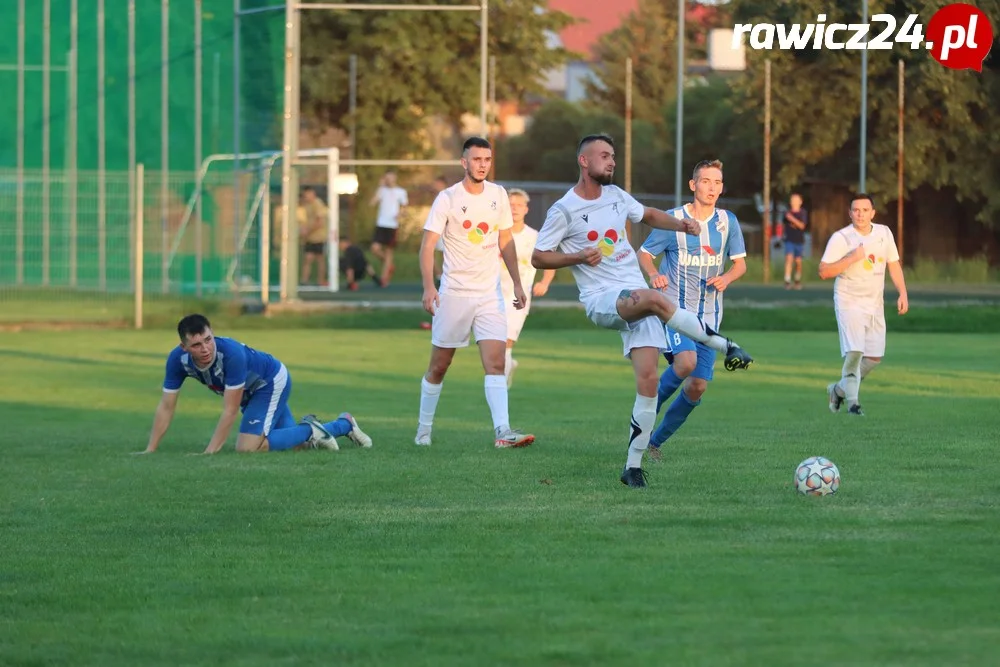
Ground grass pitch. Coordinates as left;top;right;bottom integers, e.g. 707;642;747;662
2;329;998;666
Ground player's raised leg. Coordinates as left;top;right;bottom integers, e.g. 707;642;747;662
615;288;753;370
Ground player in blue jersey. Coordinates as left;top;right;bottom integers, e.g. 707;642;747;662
140;314;372;454
638;160;747;462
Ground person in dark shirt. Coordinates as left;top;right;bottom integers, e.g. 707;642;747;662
783;193;809;290
339;238;382;290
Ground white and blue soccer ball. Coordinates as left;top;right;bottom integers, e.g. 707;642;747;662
794;456;841;496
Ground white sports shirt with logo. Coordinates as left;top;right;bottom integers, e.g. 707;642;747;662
534;185;646;299
424;181;513;297
820;223;900;314
500;226;539;300
374;186;409;229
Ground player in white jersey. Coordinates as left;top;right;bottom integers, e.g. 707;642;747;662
638;160;747;463
415;137;535;449
500;188;556;388
532;134;753;488
819;193;908;416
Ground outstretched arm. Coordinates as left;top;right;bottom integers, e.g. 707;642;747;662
641;207;700;235
143;391;179;453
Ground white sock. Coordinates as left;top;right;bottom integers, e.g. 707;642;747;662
665;309;729;354
625;394;657;469
484;374;509;432
419;376;442;428
504;348;514;381
841;352;863;406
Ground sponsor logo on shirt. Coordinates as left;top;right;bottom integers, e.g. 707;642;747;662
678;250;724;267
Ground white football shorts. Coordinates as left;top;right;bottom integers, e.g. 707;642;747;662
836;308;886;357
583;287;668;358
502;290;531;341
432;291;507;348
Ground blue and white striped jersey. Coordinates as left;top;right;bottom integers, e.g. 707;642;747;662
640;205;746;329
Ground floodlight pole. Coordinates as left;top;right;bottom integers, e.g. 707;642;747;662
279;0;301;302
859;0;868;192
674;0;684;208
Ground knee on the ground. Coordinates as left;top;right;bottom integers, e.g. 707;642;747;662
236;435;267;453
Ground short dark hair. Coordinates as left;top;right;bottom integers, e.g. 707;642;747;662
577;133;615;155
302;186;315;194
462;136;492;154
851;193;875;208
177;314;211;341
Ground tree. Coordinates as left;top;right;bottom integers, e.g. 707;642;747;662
298;1;575;163
729;0;1000;225
584;0;679;133
495;99;670;192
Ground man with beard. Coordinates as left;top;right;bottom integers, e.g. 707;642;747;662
531;135;753;488
413;137;535;450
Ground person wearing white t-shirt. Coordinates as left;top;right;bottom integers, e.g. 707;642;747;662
531;134;753;489
415;137;535;450
500;188;556;389
819;193;909;416
369;171;408;286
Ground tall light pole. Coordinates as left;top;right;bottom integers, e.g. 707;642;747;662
674;0;684;207
859;0;868;192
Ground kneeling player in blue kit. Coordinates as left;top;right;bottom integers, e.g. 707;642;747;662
140;314;372;454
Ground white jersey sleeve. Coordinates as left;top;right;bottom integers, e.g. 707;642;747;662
621;189;645;224
535;203;570;253
820;229;851;264
424;190;450;235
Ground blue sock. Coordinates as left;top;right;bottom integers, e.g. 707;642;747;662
650;391;700;448
656;367;685;413
324;417;352;438
266;418;351;451
267;424;313;451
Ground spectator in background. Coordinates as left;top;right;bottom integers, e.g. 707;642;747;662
270;192;307;253
300;186;329;286
783;193;809;290
369;171;408;287
339;238;382;291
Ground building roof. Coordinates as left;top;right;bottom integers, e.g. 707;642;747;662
548;0;639;59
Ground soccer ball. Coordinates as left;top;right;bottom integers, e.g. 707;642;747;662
794;456;841;496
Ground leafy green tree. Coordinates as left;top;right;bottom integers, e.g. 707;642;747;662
729;0;1000;225
495;99;671;192
299;1;575;163
584;0;679;133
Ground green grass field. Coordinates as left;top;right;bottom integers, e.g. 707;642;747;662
2;328;999;666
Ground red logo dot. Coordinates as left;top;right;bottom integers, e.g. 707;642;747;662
462;220;472;230
586;230;599;241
